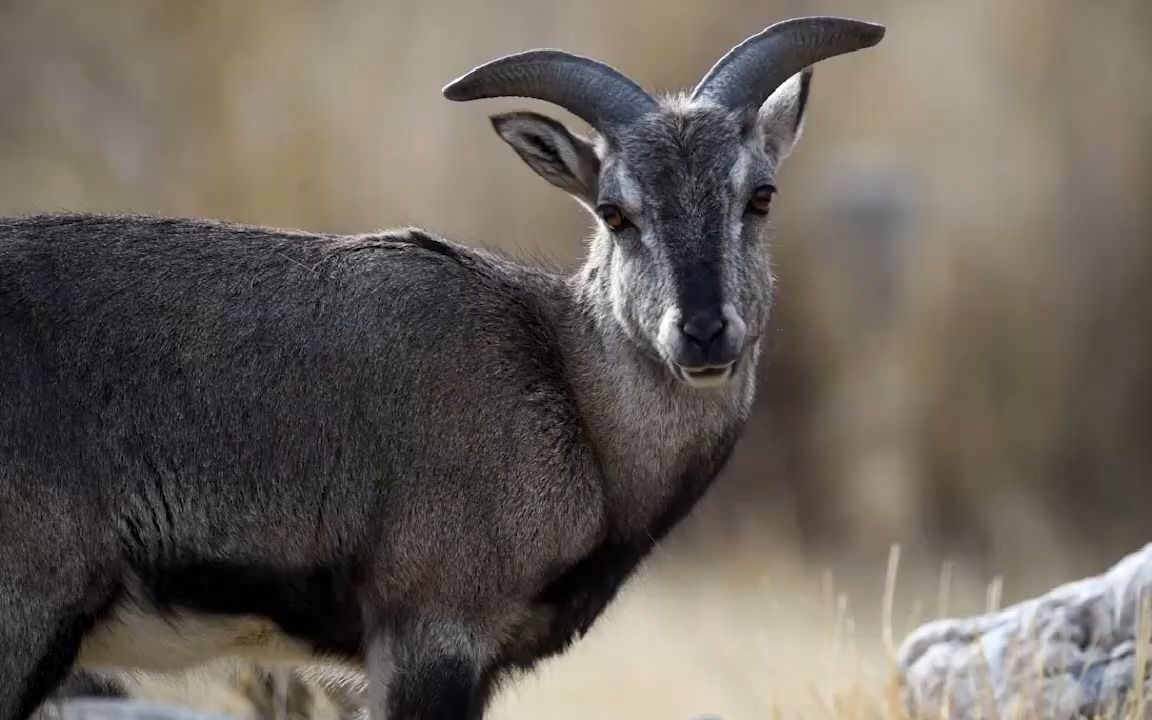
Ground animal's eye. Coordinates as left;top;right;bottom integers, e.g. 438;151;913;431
597;204;631;231
745;184;777;216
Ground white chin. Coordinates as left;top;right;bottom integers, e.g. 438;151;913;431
676;364;735;389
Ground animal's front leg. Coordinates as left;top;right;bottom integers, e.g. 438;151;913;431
367;617;488;720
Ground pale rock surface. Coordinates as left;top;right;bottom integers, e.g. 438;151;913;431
898;543;1152;719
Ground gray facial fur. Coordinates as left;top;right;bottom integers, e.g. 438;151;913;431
496;73;813;388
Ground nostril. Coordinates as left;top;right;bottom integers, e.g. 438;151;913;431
681;311;726;346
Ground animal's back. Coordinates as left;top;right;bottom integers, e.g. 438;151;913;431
0;213;604;667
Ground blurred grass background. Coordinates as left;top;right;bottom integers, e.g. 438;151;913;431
4;0;1151;717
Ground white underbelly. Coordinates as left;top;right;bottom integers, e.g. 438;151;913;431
77;602;319;672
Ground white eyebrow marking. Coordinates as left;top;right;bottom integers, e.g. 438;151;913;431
728;147;752;190
615;162;643;216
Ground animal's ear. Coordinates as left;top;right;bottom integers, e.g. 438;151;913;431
756;68;812;163
491;111;600;204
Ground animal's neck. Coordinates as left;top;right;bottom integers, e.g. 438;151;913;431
557;259;758;534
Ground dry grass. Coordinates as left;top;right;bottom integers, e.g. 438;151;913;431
112;542;1005;720
490;543;1152;720
118;539;1152;720
489;549;908;720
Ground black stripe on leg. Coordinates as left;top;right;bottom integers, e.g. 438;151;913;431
18;617;100;720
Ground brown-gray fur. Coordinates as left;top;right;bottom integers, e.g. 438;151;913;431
0;16;883;720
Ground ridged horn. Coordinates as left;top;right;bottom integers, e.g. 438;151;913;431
443;49;657;131
691;16;885;110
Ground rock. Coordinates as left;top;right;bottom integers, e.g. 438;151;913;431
898;543;1152;719
56;700;234;720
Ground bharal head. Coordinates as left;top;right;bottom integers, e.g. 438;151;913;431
444;17;885;389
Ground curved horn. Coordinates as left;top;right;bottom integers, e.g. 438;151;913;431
691;16;885;110
443;50;658;131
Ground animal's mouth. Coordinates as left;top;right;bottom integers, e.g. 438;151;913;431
675;361;737;389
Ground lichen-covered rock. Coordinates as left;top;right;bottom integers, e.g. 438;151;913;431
57;700;235;720
898;543;1152;719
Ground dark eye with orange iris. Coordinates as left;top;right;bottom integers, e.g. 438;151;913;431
746;184;776;216
597;204;630;231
